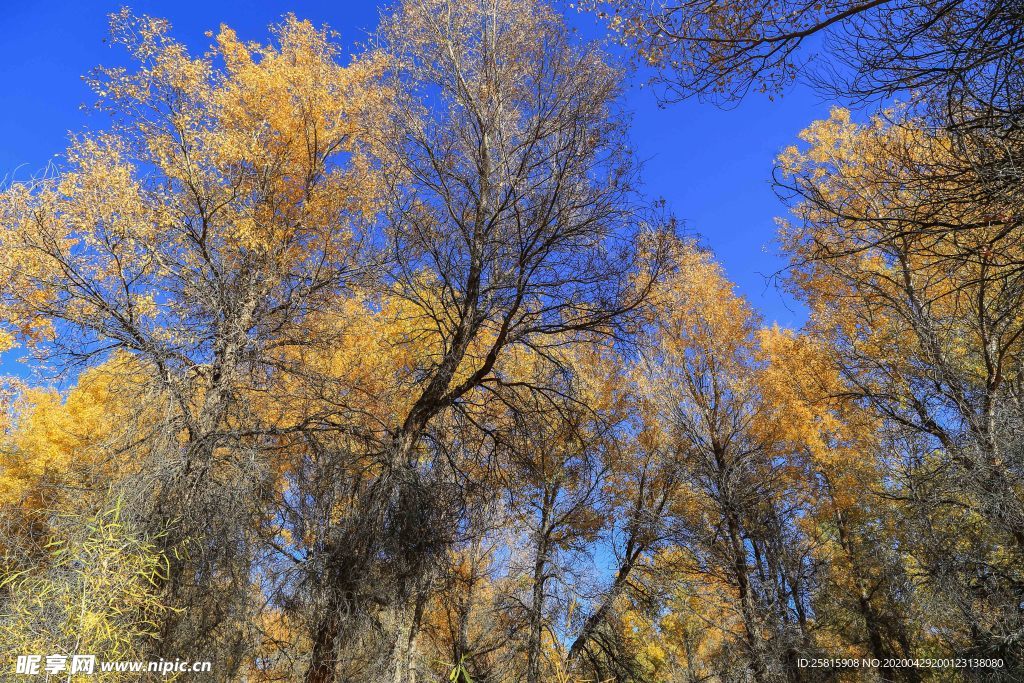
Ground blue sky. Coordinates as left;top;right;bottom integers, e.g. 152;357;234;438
1;1;834;357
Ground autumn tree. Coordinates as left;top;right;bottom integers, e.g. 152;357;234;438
563;347;682;679
778;107;1024;674
635;239;820;682
18;1;1019;681
418;527;509;682
0;499;170;683
490;355;608;683
588;0;1024;283
296;1;666;681
0;9;391;667
759;327;925;680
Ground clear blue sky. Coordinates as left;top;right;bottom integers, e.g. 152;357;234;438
1;1;833;349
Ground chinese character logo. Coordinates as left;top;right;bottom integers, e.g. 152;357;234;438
70;655;96;674
44;655;68;674
15;655;41;675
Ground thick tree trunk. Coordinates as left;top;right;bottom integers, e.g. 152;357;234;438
393;588;427;683
305;610;341;683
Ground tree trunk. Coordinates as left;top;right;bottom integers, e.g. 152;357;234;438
393;587;427;683
726;513;767;682
833;510;908;683
566;548;641;664
527;487;554;683
305;609;341;683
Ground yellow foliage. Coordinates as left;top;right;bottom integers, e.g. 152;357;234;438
1;355;152;511
0;10;391;361
0;499;171;681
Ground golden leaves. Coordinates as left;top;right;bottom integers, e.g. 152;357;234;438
0;354;151;510
0;499;171;681
0;9;395;388
779;107;1024;401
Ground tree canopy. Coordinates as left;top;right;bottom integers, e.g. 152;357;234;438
1;0;1022;682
